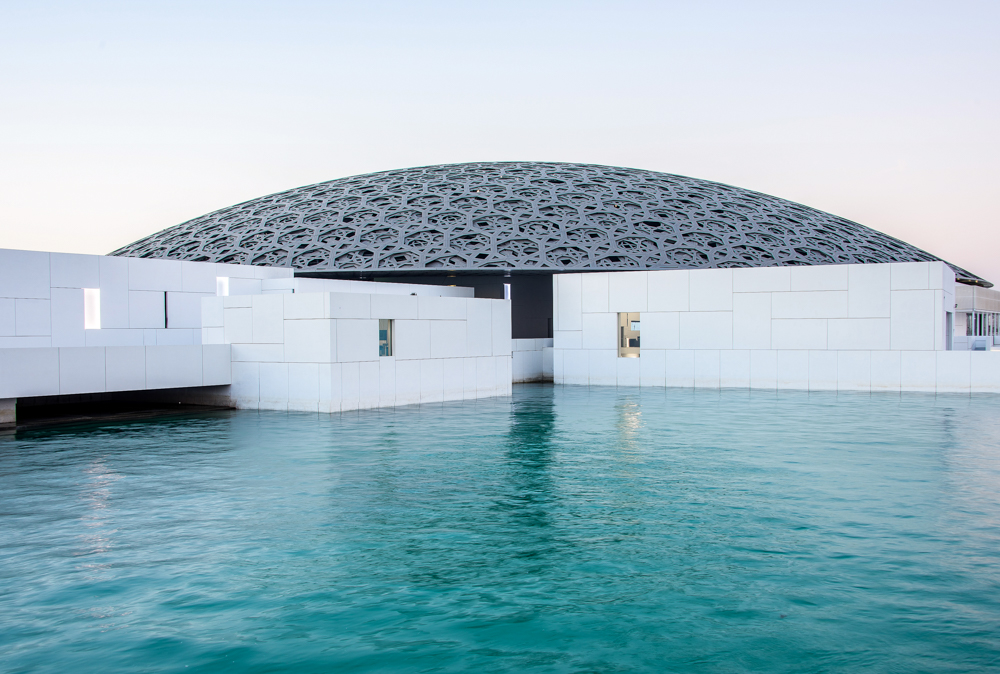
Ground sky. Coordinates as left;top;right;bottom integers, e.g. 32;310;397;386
1;0;998;281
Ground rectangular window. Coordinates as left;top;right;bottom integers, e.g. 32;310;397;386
83;288;101;330
216;277;230;297
379;319;393;357
618;312;640;358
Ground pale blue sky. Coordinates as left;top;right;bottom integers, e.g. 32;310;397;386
2;1;998;280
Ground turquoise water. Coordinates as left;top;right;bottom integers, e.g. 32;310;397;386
3;385;1000;673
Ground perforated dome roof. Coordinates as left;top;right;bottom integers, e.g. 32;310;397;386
111;162;987;286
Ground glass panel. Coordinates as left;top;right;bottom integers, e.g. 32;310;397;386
618;312;640;358
379;319;392;357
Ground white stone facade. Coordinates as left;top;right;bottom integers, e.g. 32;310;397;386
203;291;511;411
0;248;513;423
553;262;1000;393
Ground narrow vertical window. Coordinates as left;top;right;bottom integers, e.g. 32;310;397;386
618;312;640;358
216;277;230;297
83;288;101;330
379;319;393;357
504;283;511;300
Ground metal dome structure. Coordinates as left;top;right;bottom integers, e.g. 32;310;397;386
111;162;988;286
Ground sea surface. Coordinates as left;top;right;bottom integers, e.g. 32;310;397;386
2;385;1000;673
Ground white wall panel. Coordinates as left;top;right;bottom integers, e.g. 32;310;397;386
230;361;260;408
889;290;935;350
463;358;478;398
828;318;890;350
870;351;901;392
563;350;589;385
146;345;203;390
465;299;493;357
689;269;732;311
581;313;616;350
732;293;770;350
201;296;224;328
283;319;334;363
970;353;1000;393
359;361;380;408
128;258;183;291
647;270;689;311
395;320;430;360
340;361;361;410
553;330;582;350
251;294;284;343
720;350;750;388
556;274;582;331
59;347;106;394
848;264;890;318
0;250;50;299
223;295;252;308
694;350;720;388
232;343;284;362
608;272;647;312
0;299;14;336
105;346;146;392
808;351;838;391
180;260;218;293
282;292;326;320
419;295;466;320
328;292;371;319
202;344;231;386
679;312;733;350
588;350;617;386
750;350;777;389
223;307;253;344
639;349;666;386
431;320;467;359
371;293;418;320
790;265;848;291
336;319;378;362
665;350;695;388
420;359;445;403
890;262;930;290
167;292;211;329
99;256;130;329
394;359;421;406
378;357;396;406
491;301;512;356
258;363;289;410
641;312;680;350
442;358;464;399
581;272;609;313
733;267;789;293
0;347;58;397
617;355;641;386
900;351;936;392
776;350;809;390
318;363;341;412
771;319;827;350
129;291;166;329
50;288;84;347
15;299;51;336
772;291;848;319
229;278;262;296
838;351;871;391
153;329;197;345
50;253;100;289
936;352;971;392
0;336;51;348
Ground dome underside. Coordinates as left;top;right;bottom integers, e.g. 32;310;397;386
110;162;986;286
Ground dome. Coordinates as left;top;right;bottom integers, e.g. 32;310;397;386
110;162;988;286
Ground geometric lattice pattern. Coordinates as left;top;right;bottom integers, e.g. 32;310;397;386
110;162;987;286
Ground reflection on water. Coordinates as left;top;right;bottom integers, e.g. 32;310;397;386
2;386;1000;673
